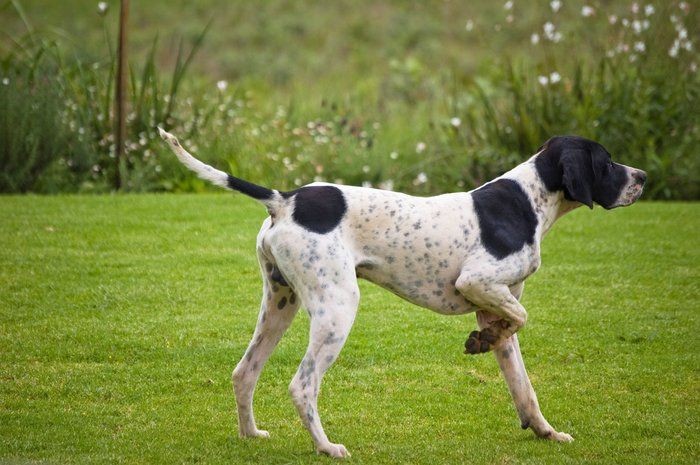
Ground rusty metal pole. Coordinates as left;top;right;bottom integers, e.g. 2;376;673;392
114;0;129;190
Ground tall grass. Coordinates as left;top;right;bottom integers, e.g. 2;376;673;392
0;58;89;193
0;1;209;192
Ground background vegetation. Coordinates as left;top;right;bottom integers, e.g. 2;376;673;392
1;0;698;197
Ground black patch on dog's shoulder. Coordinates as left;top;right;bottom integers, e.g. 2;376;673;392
472;179;537;260
287;186;347;234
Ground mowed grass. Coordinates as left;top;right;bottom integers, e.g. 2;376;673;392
1;195;698;464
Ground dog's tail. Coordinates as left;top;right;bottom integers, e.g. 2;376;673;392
158;127;284;209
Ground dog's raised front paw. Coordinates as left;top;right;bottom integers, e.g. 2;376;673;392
464;329;497;354
317;442;351;459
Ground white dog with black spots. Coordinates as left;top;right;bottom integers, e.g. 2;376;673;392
158;127;645;458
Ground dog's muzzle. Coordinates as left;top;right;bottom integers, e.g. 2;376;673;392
616;168;647;207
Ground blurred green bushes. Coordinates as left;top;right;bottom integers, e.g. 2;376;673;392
0;1;697;198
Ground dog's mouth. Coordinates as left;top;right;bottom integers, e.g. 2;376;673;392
609;182;644;208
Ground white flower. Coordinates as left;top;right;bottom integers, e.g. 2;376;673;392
543;22;562;42
581;5;595;17
414;172;428;185
416;142;426;153
216;80;228;91
633;41;646;53
644;4;655;16
550;0;562;13
631;3;639;14
362;181;372;188
632;20;643;34
362;165;371;173
531;33;540;45
679;2;689;13
690;62;697;73
544;22;555;36
1;77;9;85
669;41;680;58
450;117;461;127
538;75;549;86
465;20;474;32
504;1;513;10
389;151;399;160
379;179;395;191
549;72;561;84
608;14;618;25
97;1;108;15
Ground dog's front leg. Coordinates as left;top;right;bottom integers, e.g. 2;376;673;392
476;310;573;442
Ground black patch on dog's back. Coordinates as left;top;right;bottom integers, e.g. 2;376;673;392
472;179;537;259
287;186;347;234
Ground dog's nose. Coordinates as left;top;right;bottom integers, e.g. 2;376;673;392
633;170;647;185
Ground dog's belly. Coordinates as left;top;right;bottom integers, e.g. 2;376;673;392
357;264;478;314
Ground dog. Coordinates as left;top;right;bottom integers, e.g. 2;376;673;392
158;127;646;458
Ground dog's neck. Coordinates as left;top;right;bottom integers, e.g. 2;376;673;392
502;159;581;240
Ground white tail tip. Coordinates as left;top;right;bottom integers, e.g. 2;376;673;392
157;126;179;146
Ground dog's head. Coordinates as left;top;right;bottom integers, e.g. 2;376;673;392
534;135;646;209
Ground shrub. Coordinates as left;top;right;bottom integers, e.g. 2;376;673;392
439;1;699;199
0;53;96;193
0;2;209;193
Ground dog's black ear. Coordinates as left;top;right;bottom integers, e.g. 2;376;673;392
560;148;594;209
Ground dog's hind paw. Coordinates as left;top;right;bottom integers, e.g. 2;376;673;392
464;329;497;354
240;428;270;439
546;430;574;443
317;442;351;459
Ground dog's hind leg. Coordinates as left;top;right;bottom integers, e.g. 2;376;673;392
232;248;300;439
476;283;573;442
285;254;360;458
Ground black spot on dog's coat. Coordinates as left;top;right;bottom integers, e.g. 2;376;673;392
472;179;537;260
270;266;288;286
287;186;347;234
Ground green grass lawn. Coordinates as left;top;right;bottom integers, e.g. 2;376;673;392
1;195;698;464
